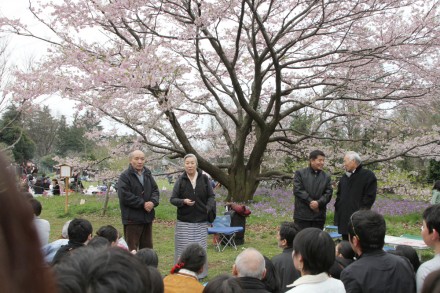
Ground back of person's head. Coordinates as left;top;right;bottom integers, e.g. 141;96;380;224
68;218;93;244
145;266;165;293
96;225;118;243
203;274;244;293
87;236;110;249
279;221;300;248
262;256;280;293
293;228;335;275
395;245;420;272
54;247;159;293
234;248;266;279
423;204;440;234
336;240;355;260
173;243;206;274
433;180;440;192
348;210;385;253
136;248;159;268
421;269;440;293
29;198;43;216
0;152;56;293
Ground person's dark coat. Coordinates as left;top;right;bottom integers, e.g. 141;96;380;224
293;167;333;222
51;241;84;265
117;165;160;225
334;165;377;235
170;169;215;223
329;256;354;279
341;250;416;293
238;277;271;293
33;179;45;194
52;184;60;195
272;247;300;293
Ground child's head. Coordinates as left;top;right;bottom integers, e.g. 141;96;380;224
173;243;206;274
336;240;355;260
421;204;440;247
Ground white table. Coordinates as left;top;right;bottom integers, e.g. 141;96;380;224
384;235;430;259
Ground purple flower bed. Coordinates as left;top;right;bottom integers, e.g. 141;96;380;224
216;187;430;218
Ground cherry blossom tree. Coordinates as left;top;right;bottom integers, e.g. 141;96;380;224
2;0;440;201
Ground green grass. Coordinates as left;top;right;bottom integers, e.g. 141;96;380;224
38;179;434;279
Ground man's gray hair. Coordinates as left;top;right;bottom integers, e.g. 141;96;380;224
183;153;198;165
345;151;362;165
234;248;266;279
128;150;144;160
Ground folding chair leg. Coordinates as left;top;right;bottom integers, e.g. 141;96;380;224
212;235;222;252
220;233;238;251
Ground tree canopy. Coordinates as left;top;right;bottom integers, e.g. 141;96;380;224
2;0;440;201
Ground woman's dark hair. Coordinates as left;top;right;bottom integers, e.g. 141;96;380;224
136;248;159;268
262;256;280;293
88;236;110;249
395;245;420;272
172;243;206;274
433;180;440;191
0;152;57;293
293;228;335;275
337;240;355;260
96;225;119;243
203;274;244;293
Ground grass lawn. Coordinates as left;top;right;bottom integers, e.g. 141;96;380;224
38;179;432;280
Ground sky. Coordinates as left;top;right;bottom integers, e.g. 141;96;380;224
0;0;126;131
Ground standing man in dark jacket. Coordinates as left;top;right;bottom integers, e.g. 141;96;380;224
118;150;160;251
334;151;377;239
293;150;333;230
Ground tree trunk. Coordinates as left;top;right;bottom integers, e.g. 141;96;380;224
226;165;260;202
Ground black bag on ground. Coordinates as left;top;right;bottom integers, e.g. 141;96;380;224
221;210;247;245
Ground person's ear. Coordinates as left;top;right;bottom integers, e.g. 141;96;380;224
432;228;440;241
281;238;287;247
232;264;238;276
262;268;267;280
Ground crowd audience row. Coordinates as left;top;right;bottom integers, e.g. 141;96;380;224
2;151;440;293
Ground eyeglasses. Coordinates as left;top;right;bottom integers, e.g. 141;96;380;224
350;212;360;241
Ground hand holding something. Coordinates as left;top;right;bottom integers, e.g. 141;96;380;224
184;199;195;206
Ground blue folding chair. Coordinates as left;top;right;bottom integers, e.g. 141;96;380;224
208;215;244;252
324;225;342;240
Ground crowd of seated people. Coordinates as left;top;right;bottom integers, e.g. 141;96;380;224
4;151;440;293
